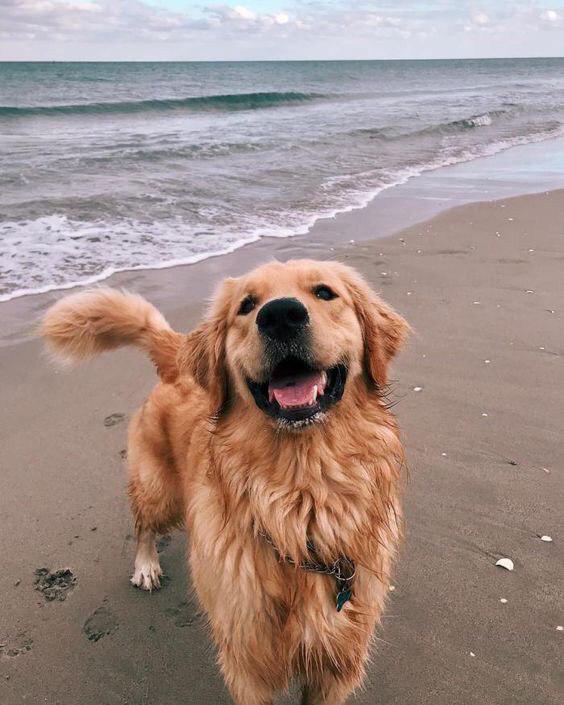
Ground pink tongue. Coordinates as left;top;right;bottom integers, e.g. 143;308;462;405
269;371;323;408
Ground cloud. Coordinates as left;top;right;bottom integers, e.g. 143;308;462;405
0;0;200;40
539;7;562;25
1;1;564;59
540;8;560;21
0;0;420;43
2;1;292;42
471;11;490;26
232;5;255;21
205;4;300;31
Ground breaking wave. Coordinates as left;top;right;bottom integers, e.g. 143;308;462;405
0;91;327;119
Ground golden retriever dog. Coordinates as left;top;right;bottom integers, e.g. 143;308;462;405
41;259;409;705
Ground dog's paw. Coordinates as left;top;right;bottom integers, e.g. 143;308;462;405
130;558;163;592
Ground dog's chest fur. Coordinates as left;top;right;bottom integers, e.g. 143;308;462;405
186;399;403;657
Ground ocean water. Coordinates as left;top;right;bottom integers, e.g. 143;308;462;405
1;58;563;301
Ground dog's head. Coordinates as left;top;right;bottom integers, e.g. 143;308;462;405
179;260;409;429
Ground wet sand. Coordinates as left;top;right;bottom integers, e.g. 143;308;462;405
0;189;562;704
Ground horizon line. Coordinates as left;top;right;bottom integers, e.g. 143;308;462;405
1;55;564;63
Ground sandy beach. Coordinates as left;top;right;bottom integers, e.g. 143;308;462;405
1;187;562;704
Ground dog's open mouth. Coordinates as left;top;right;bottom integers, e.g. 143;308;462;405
247;357;347;426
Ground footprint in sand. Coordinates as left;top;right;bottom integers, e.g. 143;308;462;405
83;605;119;642
34;568;76;602
104;413;125;427
164;600;198;628
0;632;33;658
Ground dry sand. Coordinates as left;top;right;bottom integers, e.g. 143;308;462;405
0;189;562;704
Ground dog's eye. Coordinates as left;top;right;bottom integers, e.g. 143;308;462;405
313;285;337;301
238;296;256;316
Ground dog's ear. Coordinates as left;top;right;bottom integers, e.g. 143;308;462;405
340;266;409;388
177;278;237;415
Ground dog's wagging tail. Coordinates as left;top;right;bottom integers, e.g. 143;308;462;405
40;287;183;383
40;260;409;705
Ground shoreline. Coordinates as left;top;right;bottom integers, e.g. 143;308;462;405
1;187;562;705
1;132;564;344
2;124;562;308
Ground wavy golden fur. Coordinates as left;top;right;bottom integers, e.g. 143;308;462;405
41;259;409;705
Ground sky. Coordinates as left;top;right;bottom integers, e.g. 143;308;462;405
1;0;564;61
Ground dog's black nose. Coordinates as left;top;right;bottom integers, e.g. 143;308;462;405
256;297;309;340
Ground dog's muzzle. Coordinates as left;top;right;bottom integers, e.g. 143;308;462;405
246;356;348;428
247;298;347;428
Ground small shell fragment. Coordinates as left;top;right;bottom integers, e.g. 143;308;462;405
495;558;514;571
500;598;508;604
413;386;423;392
540;535;553;542
556;626;563;631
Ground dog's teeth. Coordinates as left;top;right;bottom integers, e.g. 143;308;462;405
319;371;327;394
312;385;318;403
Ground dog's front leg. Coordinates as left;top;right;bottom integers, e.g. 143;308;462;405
215;624;286;705
130;527;163;591
301;674;356;705
220;653;276;705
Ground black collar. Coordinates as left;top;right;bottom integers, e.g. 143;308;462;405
259;531;356;612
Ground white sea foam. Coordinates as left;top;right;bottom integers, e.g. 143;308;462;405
1;124;563;304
